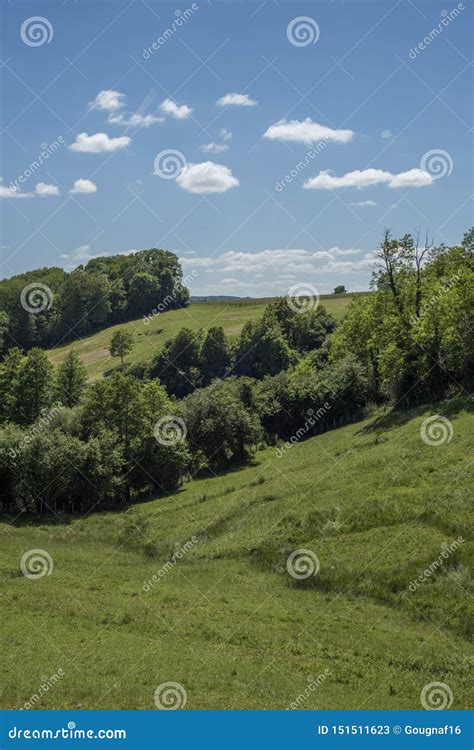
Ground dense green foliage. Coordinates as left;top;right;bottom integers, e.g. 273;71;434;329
0;229;472;517
331;228;473;403
0;249;189;351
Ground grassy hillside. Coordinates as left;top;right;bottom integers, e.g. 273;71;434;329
1;398;472;709
47;296;355;380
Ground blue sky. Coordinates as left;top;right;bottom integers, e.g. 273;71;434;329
1;0;472;295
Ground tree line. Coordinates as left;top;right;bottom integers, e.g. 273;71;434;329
0;228;471;517
0;248;189;352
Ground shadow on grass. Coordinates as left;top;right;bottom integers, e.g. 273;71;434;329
359;394;473;435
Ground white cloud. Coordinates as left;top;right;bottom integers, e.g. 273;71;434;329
217;92;257;107
70;179;98;194
176;162;239;194
159;98;193;119
381;129;392;139
201;128;232;154
264;118;354;144
180;246;375;295
0;184;33;199
107;112;164;128
351;200;377;207
91;90;125;111
69;132;131;153
388;168;434;188
35;182;60;197
304;167;433;189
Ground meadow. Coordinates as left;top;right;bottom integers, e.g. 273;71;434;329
46;295;355;380
1;398;472;710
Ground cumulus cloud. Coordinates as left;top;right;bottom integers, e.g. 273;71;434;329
201;129;232;154
70;179;98;194
159;98;193;119
351;200;377;207
35;182;60;197
69;132;131;153
0;180;33;199
181;247;365;277
388;168;434;188
304;167;433;189
91;90;125;111
176;162;239;194
180;247;374;296
381;129;392;139
264;118;354;144
217;92;257;107
107;112;164;127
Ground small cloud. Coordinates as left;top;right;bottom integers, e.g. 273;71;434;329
69;132;131;153
70;179;98;194
90;90;125;111
107;112;164;128
264;118;354;144
350;200;377;207
35;182;60;197
0;178;33;198
159;98;193;119
304;168;433;189
201;128;232;154
381;130;392;139
217;93;257;107
176;161;239;194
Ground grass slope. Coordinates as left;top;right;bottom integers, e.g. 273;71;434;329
47;296;354;380
1;399;472;709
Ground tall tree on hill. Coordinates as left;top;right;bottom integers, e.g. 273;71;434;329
200;327;231;384
57;350;87;407
16;348;55;424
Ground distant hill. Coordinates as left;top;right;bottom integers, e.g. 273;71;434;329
191;295;254;301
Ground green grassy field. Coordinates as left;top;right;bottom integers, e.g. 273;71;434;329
1;398;472;710
47;296;355;380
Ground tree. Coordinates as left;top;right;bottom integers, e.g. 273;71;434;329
110;328;134;365
57;350;87;407
58;269;111;339
235;320;297;378
16;348;55;424
334;285;347;294
180;379;262;469
200;327;230;384
149;328;202;397
127;272;161;318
